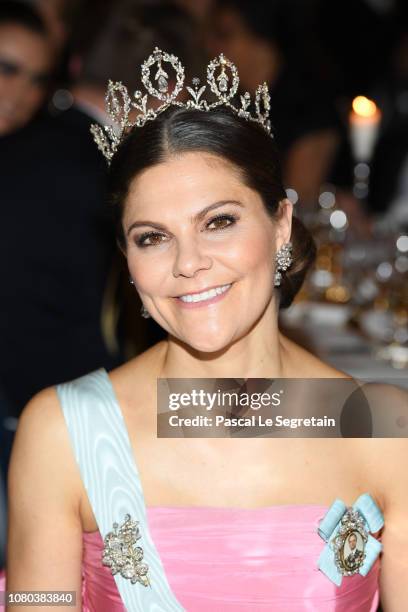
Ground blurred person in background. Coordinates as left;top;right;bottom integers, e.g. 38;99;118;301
205;0;372;234
0;0;55;569
0;0;123;506
206;0;342;205
0;0;124;422
65;0;202;127
33;0;114;84
175;0;215;26
0;0;53;136
33;0;74;53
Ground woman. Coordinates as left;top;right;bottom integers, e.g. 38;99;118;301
5;48;408;611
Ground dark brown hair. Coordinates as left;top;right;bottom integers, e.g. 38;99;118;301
107;105;316;309
0;1;47;35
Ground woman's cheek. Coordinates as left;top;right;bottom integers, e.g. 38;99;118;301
128;252;173;295
226;229;273;273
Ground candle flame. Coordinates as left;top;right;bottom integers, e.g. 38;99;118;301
352;96;377;118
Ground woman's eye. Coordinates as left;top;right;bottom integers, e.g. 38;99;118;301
206;214;237;231
0;60;18;76
134;214;237;246
135;232;166;247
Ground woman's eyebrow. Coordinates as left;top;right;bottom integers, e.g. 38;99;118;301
126;200;244;236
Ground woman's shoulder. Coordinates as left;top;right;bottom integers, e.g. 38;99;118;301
15;384;84;462
10;386;84;509
17;386;67;442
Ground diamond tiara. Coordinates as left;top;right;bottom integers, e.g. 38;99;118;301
90;46;272;163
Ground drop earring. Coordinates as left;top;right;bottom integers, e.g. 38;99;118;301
274;242;293;287
140;305;151;319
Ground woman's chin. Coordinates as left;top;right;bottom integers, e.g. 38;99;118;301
183;332;235;355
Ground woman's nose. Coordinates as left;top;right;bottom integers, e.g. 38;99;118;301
172;239;213;278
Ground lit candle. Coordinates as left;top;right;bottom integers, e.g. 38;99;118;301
349;96;381;162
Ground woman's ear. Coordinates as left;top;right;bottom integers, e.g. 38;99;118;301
275;198;293;250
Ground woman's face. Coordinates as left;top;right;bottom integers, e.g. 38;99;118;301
123;152;292;353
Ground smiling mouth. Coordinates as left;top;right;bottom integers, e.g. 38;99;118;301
176;283;233;304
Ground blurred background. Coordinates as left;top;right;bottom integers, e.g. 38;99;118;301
0;0;407;569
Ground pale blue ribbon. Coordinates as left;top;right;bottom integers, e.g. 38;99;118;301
317;493;384;586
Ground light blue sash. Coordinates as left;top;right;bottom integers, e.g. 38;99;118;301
56;368;185;612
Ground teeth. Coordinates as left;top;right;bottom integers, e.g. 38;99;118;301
179;284;231;303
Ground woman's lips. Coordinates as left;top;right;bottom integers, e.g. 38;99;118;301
174;283;233;309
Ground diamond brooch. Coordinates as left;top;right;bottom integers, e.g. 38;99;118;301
317;494;384;586
331;508;368;576
102;514;151;587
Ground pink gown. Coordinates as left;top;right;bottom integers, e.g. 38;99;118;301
79;504;380;611
0;504;381;611
0;369;382;610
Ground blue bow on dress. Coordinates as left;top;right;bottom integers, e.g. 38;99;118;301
317;493;384;586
